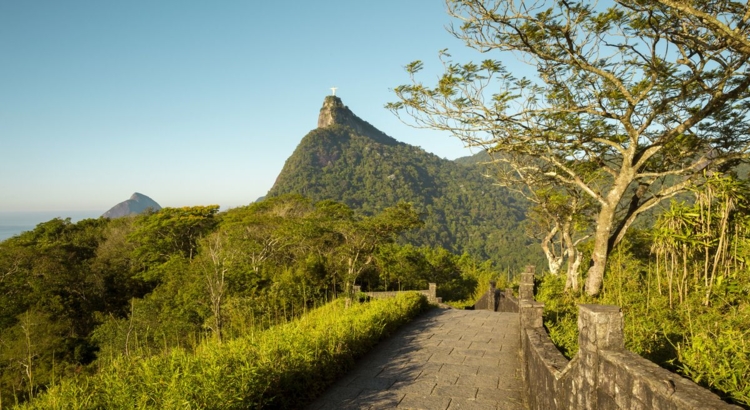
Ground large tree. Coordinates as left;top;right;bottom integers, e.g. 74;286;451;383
388;0;750;295
327;201;424;299
484;149;593;289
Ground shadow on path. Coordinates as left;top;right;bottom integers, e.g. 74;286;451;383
306;307;527;410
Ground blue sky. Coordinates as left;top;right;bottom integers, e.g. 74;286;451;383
0;1;495;212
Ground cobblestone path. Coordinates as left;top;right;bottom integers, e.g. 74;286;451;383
307;307;526;410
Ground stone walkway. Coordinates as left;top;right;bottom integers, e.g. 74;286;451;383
307;308;526;410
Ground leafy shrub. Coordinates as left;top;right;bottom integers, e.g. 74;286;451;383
676;308;750;405
536;241;750;406
18;293;429;409
535;274;580;358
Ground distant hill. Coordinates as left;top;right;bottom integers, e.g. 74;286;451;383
454;150;491;167
267;96;541;270
102;193;162;219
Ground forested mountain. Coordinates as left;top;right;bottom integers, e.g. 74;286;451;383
268;96;540;269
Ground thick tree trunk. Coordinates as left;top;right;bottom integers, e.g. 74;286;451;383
585;203;617;296
585;164;636;296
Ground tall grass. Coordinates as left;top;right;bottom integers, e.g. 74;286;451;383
17;293;429;410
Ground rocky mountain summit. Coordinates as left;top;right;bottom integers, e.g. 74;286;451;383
102;193;162;219
317;96;399;145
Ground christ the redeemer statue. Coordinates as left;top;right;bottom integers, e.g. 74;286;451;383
330;87;338;96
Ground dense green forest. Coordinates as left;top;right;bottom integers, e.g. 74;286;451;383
269;100;542;271
0;195;498;407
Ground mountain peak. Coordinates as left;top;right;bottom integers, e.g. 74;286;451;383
316;95;399;146
130;192;154;202
317;95;352;129
103;193;162;219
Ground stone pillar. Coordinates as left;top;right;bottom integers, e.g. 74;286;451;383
519;299;544;392
519;300;544;329
519;300;544;371
578;304;624;352
519;265;535;300
353;285;361;294
428;283;437;303
575;304;624;410
489;281;497;311
517;266;540;390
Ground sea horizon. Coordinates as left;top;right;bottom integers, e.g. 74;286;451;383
0;210;105;241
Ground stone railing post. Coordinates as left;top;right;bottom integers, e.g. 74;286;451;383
428;283;437;303
488;281;497;311
353;285;361;294
519;265;535;300
519;299;544;389
519;300;544;329
575;304;624;410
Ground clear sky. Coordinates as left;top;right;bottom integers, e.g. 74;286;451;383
0;1;493;213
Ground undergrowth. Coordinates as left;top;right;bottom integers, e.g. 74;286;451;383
443;267;516;310
536;247;750;407
17;293;429;410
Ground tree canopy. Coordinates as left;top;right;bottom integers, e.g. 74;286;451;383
388;0;750;295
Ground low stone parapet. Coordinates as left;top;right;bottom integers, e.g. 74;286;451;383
472;266;529;312
516;278;740;409
354;283;441;304
498;288;519;312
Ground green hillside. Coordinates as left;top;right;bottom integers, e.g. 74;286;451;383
454;150;491;167
268;96;541;270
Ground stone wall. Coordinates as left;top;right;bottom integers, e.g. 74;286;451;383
513;269;741;409
498;288;519;313
354;283;440;304
473;282;496;311
473;280;519;312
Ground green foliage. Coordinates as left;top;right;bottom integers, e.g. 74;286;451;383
537;228;750;406
677;310;750;405
444;253;509;309
19;293;430;410
535;275;581;358
389;0;750;297
373;243;429;291
1;195;477;406
420;247;475;302
129;205;220;279
367;243;503;307
651;173;750;306
268;123;542;271
0;217;116;404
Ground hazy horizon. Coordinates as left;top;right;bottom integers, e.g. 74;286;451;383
0;210;105;241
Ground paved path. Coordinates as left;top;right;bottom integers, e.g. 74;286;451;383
307;308;526;410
